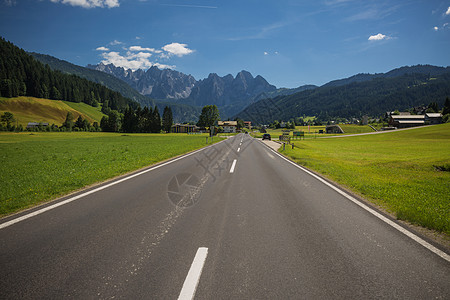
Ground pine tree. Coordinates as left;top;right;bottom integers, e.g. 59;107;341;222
443;97;450;115
162;106;173;133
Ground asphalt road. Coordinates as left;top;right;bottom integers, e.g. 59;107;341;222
1;133;449;299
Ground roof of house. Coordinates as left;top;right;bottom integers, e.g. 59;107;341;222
172;124;197;128
218;121;238;126
397;120;425;124
390;115;425;120
425;113;443;118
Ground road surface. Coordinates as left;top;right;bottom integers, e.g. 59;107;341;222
1;133;449;299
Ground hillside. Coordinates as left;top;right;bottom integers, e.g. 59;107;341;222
322;65;450;88
0;97;105;126
236;71;450;124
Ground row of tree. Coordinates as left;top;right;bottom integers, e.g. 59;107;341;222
101;106;173;133
0;37;138;112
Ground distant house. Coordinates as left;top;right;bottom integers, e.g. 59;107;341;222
218;121;237;133
425;113;443;125
244;121;252;130
27;122;49;129
171;124;198;133
388;115;425;128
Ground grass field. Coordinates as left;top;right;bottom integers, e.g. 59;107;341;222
0;96;105;126
0;132;217;216
281;123;450;234
252;125;375;139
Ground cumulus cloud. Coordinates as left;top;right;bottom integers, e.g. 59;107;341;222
368;33;388;41
95;41;194;71
100;51;174;70
446;6;450;15
49;0;119;8
162;43;194;57
129;46;161;53
434;26;439;31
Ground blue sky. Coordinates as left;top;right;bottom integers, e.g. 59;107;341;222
1;0;449;88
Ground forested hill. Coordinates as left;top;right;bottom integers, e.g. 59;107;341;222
30;52;155;108
322;65;450;88
236;71;450;124
0;37;138;112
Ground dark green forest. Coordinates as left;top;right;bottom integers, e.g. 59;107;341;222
0;37;138;112
237;72;450;124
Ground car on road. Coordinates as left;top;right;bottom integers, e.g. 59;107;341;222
262;133;271;140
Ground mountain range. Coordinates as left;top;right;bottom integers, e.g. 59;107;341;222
87;63;298;117
30;51;450;125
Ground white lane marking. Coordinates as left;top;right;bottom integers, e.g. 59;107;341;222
178;247;208;300
267;151;274;159
0;141;226;230
229;159;237;173
263;142;450;263
237;147;241;152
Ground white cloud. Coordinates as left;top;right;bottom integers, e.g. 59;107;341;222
129;46;156;52
162;43;194;57
433;23;449;31
50;0;119;8
100;51;174;70
368;33;388;41
446;6;450;15
264;52;269;55
109;40;122;45
96;40;193;71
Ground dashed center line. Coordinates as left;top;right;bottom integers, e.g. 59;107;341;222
229;159;237;173
237;147;241;152
178;247;208;300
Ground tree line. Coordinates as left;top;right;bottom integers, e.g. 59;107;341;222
101;105;173;133
0;105;173;133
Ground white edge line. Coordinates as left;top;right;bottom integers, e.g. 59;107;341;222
261;140;450;263
229;159;237;173
178;247;208;300
0;141;225;230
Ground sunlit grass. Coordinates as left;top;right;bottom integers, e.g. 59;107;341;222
0;132;216;216
282;123;450;234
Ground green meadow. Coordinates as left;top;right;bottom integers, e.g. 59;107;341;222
0;132;216;216
252;124;375;139
282;123;450;234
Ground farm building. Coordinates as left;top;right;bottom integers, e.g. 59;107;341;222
388;115;425;128
425;113;443;124
171;124;198;133
326;125;344;133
